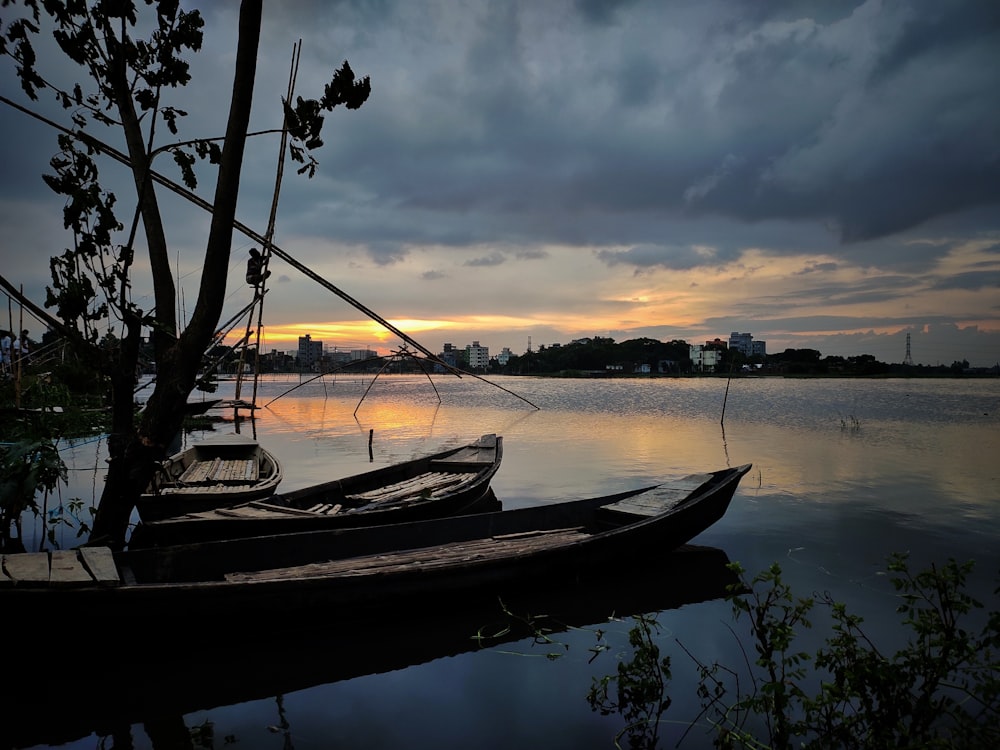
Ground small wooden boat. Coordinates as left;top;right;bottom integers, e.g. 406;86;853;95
1;464;751;624
137;433;283;522
130;433;503;547
183;397;223;415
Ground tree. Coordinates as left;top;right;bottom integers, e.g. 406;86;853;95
1;0;370;547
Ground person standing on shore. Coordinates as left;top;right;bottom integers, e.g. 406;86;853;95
0;330;11;375
13;329;30;364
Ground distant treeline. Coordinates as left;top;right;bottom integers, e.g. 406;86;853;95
485;337;995;377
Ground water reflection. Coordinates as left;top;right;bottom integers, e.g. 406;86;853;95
19;375;999;749
10;545;737;749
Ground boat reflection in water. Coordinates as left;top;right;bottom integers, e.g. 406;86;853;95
10;544;739;749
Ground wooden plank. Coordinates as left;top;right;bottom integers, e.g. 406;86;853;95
49;550;94;586
347;472;440;498
79;547;120;585
473;434;497;448
225;528;589;582
241;502;321;517
212;506;285;518
429;446;495;470
350;474;467;505
2;552;51;584
179;458;218;483
345;472;451;502
663;473;713;491
493;527;584;540
210;459;259;484
604;475;713;517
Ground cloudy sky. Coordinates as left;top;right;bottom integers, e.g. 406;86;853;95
2;0;999;366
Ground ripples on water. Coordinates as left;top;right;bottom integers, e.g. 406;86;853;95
26;375;1000;750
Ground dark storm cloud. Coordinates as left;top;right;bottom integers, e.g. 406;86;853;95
927;271;1000;293
742;272;921;310
2;0;998;366
270;0;999;273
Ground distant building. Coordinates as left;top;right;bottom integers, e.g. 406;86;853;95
690;344;721;372
297;334;323;370
706;338;728;349
437;343;459;369
328;349;352;367
466;340;489;370
728;332;766;358
496;347;513;366
350;348;379;361
728;332;753;356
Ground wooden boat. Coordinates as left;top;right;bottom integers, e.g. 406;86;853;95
7;544;738;749
137;432;284;522
183;397;223;415
130;433;504;547
1;464;751;624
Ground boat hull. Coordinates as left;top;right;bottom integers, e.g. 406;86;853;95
137;433;283;521
3;464;752;624
130;434;503;546
6;544;738;750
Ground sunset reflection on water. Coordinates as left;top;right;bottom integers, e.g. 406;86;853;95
21;374;999;750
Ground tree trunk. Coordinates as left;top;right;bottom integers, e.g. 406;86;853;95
89;0;264;548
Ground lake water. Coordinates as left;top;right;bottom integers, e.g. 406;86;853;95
20;375;1000;749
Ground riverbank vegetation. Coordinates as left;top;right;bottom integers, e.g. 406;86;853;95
585;554;999;749
493;337;994;378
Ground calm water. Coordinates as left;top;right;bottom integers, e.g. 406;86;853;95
22;375;1000;749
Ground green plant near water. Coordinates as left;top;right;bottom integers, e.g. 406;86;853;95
588;612;674;750
587;554;999;749
0;437;90;552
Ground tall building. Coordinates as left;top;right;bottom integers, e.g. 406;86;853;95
728;332;753;356
297;334;323;370
466;340;489;370
728;332;766;357
496;346;513;366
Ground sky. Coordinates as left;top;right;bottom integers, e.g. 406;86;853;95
1;0;999;367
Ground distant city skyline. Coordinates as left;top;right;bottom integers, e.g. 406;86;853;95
267;324;984;368
2;2;998;369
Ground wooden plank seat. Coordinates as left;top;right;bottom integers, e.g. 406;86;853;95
428;445;496;471
178;458;258;485
164;482;258;495
602;474;712;518
344;471;471;506
225;527;588;582
1;547;120;588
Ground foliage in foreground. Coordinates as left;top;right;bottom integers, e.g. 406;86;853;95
588;554;999;749
0;437;89;552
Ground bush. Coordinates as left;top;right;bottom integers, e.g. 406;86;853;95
590;554;999;749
